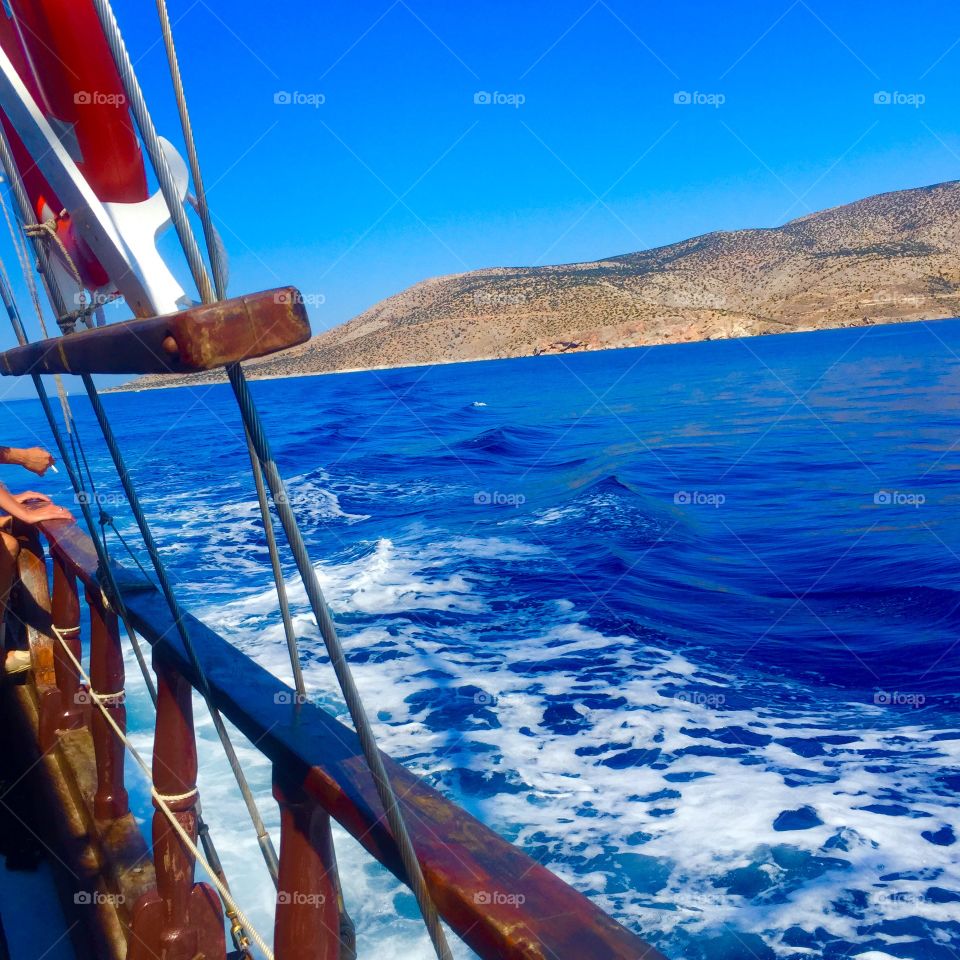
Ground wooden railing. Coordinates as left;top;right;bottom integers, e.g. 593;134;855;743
17;515;666;960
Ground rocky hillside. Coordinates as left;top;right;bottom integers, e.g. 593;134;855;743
114;180;960;390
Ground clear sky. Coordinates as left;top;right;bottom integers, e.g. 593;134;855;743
1;0;960;396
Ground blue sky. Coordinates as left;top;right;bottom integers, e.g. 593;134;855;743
1;0;960;394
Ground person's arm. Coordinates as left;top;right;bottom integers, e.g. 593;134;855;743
0;446;55;476
0;487;71;523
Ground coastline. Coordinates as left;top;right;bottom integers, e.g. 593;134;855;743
103;312;941;394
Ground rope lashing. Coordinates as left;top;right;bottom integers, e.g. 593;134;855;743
90;689;125;706
0;129;71;327
49;625;275;960
24;215;82;285
154;787;200;806
22;214;93;327
0;180;74;420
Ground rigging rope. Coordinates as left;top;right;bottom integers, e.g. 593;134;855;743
91;0;451;950
89;0;214;305
151;0;314;720
227;366;454;960
80;370;281;884
0;145;160;707
149;3;354;948
2;0;450;953
1;8;285;883
0;130;255;951
0;184;74;425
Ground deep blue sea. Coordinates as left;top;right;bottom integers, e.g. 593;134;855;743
3;320;959;960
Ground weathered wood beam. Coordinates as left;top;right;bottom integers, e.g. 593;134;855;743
0;287;310;376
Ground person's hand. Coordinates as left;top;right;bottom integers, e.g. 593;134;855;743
14;491;51;505
19;447;55;476
22;502;73;523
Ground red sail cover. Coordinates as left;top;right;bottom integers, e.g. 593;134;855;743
0;0;148;291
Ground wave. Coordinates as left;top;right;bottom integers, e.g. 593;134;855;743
76;322;960;958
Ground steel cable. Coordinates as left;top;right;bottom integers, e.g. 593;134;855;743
86;0;450;954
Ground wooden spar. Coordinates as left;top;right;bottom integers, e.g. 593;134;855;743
37;517;667;960
0;286;310;376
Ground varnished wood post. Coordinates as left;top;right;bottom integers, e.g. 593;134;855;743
152;659;200;960
129;656;225;960
51;549;84;729
274;772;341;960
14;524;61;750
85;586;128;820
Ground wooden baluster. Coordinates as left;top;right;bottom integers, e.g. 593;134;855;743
150;659;201;959
15;525;60;750
274;772;341;960
85;586;128;820
50;550;84;729
129;656;225;960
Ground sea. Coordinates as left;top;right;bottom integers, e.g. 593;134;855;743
2;318;959;960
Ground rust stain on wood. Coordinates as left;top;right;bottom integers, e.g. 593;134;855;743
0;287;310;376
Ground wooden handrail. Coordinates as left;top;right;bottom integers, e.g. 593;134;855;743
38;518;666;960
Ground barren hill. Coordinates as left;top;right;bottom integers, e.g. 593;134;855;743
115;180;960;390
